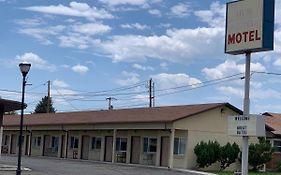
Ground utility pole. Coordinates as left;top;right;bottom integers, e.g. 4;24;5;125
106;97;116;110
47;80;51;113
149;78;152;108
152;82;155;107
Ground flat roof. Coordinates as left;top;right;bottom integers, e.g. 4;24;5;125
3;103;242;126
0;99;22;112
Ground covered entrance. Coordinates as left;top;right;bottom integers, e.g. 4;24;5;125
104;136;113;162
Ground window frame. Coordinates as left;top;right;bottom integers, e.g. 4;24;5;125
91;137;102;150
174;137;186;155
51;136;59;151
70;136;79;149
116;137;127;152
272;139;281;152
143;137;157;153
32;136;41;148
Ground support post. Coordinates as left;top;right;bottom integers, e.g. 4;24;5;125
168;129;175;168
64;131;68;158
242;52;251;175
28;131;32;156
112;129;117;163
149;79;152;108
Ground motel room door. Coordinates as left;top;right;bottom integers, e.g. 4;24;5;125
104;136;113;162
130;136;140;164
10;134;17;154
160;136;169;167
81;136;90;160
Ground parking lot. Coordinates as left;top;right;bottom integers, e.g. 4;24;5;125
0;155;202;175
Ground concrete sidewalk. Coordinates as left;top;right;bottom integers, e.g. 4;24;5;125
0;164;31;171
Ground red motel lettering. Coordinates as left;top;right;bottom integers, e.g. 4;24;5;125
228;30;261;45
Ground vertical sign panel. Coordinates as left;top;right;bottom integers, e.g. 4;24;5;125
225;0;274;55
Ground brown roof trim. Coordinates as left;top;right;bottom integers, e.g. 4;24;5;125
3;102;242;127
0;99;24;112
172;102;243;122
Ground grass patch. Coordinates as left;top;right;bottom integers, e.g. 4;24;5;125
216;172;280;175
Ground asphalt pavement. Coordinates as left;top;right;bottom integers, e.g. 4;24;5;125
0;155;211;175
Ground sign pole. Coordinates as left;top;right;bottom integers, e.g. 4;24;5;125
242;52;251;175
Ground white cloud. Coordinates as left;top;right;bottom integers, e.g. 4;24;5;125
120;23;150;30
72;23;111;35
18;25;65;45
273;58;281;67
15;52;56;72
160;62;168;69
58;33;92;49
132;64;154;71
170;3;191;18
24;1;113;21
194;1;225;27
149;9;161;17
53;79;69;88
152;73;201;89
202;60;266;79
71;64;89;74
218;86;281;100
218;86;243;98
99;27;224;63
116;71;140;86
15;18;44;27
99;0;148;6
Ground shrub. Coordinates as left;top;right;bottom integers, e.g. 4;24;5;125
248;138;274;171
194;141;220;168
218;142;240;171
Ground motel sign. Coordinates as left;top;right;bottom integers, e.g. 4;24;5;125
225;0;274;55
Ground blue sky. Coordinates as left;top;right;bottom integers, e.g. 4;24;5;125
1;0;281;114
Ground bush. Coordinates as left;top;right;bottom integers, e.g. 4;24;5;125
218;142;240;171
194;141;220;168
248;138;274;171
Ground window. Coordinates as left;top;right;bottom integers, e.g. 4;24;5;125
174;138;186;155
273;140;281;152
70;136;79;149
116;138;127;152
91;137;101;150
32;136;41;148
51;136;59;151
143;137;157;153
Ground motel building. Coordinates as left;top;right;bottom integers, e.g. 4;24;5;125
0;103;265;170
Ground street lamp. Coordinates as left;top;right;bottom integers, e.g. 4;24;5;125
17;63;31;175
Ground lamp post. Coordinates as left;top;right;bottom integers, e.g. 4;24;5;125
17;63;31;175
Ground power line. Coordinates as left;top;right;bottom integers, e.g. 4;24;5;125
157;75;242;97
52;86;79;111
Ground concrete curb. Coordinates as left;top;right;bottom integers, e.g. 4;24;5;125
0;164;31;171
172;168;217;175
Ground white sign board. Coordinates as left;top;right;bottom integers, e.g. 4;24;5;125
225;0;274;55
228;115;265;137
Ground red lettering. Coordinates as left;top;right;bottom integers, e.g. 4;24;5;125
243;32;248;42
249;31;255;41
228;34;235;44
236;33;242;43
227;30;261;45
255;30;261;40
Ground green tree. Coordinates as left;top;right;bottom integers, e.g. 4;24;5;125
194;141;220;168
248;138;274;171
34;96;56;113
218;142;240;171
